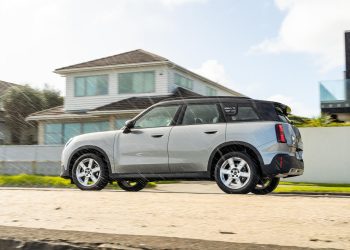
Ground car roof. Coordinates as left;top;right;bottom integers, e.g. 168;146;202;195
155;96;253;105
154;96;290;114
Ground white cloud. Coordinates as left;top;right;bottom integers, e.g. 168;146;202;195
192;60;230;84
268;94;319;117
0;0;207;94
251;0;350;71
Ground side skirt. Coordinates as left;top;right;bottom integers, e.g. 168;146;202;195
109;172;211;182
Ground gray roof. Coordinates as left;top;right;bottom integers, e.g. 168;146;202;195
55;49;168;71
26;88;200;120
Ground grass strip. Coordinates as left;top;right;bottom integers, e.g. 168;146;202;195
275;181;350;193
0;174;156;189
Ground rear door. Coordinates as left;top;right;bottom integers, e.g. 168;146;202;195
168;103;226;172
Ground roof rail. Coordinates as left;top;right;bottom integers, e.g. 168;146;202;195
163;96;251;101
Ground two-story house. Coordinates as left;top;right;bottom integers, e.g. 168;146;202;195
27;49;243;144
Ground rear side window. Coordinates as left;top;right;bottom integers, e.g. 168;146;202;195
223;103;259;122
254;102;279;121
182;104;224;125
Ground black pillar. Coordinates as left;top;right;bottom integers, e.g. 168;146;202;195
345;32;350;100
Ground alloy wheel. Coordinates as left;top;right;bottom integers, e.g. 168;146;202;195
219;157;251;189
76;158;101;187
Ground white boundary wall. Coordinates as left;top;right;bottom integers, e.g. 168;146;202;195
0;127;349;183
289;127;350;184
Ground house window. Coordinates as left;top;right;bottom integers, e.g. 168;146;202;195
74;75;108;97
118;71;155;94
44;123;63;145
206;86;217;96
44;121;110;144
115;118;130;130
83;122;109;134
174;73;193;90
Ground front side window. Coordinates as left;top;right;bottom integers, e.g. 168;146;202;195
118;71;155;94
182;104;223;125
174;73;193;90
134;106;179;129
74;75;108;97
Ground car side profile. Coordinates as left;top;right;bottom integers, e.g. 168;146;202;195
61;96;304;194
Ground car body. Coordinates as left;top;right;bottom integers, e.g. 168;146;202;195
61;96;304;194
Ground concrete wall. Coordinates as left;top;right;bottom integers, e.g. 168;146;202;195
0;145;63;175
289;127;350;184
0;127;349;184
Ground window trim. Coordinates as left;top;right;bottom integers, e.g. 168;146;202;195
131;104;183;130
177;103;226;126
74;74;109;97
118;71;156;94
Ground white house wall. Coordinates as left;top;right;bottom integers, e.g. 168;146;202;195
64;65;169;111
167;68;232;96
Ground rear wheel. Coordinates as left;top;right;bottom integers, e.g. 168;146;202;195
72;153;109;191
251;177;280;195
214;152;259;194
117;180;147;192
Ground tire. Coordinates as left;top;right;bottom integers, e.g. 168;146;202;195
72;153;109;191
214;151;259;194
251;177;280;195
117;180;148;192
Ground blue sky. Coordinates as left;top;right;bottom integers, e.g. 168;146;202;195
0;0;349;117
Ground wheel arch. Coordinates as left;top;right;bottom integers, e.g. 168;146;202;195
68;145;112;177
207;141;264;179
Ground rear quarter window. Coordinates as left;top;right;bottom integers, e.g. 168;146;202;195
223;103;259;122
254;102;280;121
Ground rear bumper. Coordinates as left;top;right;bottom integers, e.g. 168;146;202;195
262;154;304;178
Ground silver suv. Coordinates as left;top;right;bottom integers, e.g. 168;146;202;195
61;97;304;194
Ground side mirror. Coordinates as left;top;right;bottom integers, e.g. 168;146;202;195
123;120;134;133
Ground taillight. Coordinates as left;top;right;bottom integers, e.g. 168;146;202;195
275;124;287;143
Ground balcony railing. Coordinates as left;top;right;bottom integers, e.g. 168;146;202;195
319;80;349;102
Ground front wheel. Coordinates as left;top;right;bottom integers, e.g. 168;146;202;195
251;177;280;195
117;180;147;192
214;152;259;194
72;153;109;191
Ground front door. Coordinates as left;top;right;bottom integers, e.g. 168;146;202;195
115;105;181;173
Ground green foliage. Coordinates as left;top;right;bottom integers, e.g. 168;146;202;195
289;114;350;127
0;174;157;189
2;84;63;144
0;174;74;188
275;181;350;193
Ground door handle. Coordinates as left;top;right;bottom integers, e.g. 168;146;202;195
151;134;164;138
204;131;217;134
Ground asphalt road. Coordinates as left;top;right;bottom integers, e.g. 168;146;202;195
0;182;349;249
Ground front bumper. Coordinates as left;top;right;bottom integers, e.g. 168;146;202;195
60;164;70;179
262;154;304;178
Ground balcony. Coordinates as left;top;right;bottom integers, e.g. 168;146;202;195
319;80;349;103
320;80;350;116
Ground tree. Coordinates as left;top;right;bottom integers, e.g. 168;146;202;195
2;84;63;144
42;84;64;109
